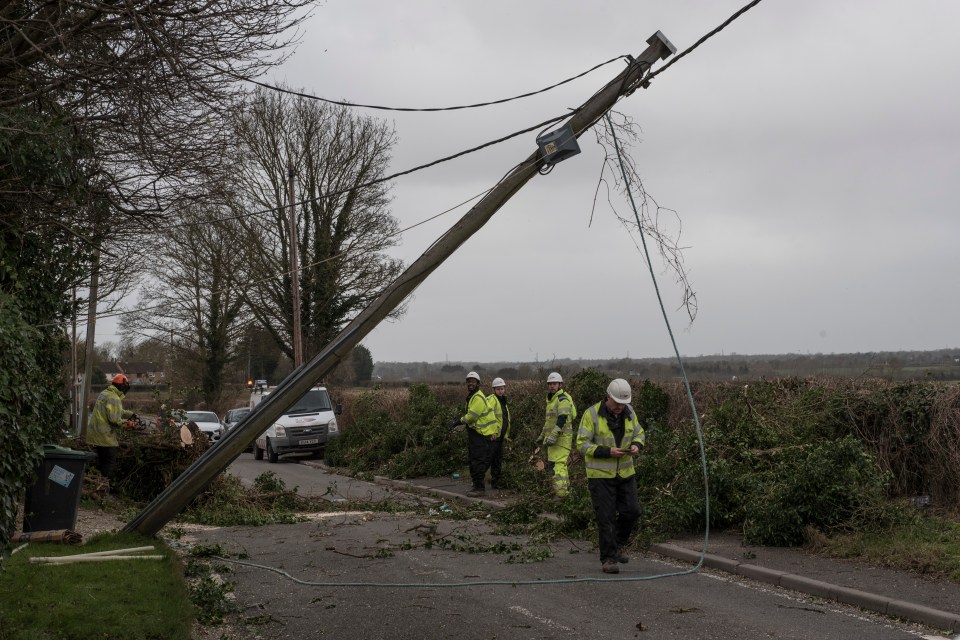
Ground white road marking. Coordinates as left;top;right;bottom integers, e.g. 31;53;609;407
299;510;374;519
509;605;575;633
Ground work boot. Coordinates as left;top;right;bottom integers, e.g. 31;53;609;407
601;561;620;574
616;549;629;564
466;487;485;497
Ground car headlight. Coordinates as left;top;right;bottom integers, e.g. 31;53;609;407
274;424;285;437
327;417;338;434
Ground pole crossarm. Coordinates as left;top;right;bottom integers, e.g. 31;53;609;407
125;32;675;537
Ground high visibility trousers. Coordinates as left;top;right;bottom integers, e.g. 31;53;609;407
545;444;571;496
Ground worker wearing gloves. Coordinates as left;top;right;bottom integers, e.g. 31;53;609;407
576;378;645;574
539;372;577;497
486;377;511;490
86;373;136;492
448;371;499;497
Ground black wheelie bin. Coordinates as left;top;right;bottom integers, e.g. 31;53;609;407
22;444;96;532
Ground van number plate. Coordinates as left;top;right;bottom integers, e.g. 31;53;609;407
300;438;319;445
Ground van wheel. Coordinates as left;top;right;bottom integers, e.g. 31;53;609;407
267;440;279;464
254;443;264;460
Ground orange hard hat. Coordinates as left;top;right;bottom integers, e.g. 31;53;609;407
112;374;129;385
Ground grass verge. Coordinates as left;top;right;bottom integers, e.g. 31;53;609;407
0;532;193;640
807;512;960;581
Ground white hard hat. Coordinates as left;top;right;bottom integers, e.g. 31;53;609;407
492;377;505;388
465;371;481;382
547;372;563;384
607;378;632;404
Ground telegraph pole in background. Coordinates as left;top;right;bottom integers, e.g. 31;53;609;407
70;288;79;435
287;162;304;368
79;251;99;439
167;327;174;398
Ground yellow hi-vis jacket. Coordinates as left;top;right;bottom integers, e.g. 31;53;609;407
486;393;511;439
461;389;498;436
576;402;645;479
540;389;576;444
86;384;133;447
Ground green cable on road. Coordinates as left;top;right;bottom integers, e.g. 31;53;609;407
213;555;705;588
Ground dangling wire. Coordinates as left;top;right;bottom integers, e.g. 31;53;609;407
603;113;711;566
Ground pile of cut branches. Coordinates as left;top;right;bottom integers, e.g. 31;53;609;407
80;422;208;502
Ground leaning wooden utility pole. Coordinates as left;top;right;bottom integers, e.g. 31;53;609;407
126;32;676;537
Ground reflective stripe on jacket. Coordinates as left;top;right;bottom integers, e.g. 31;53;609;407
541;389;577;441
461;389;498;436
86;385;132;447
576;402;645;479
487;394;511;439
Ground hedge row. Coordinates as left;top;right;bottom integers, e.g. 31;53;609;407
326;372;959;546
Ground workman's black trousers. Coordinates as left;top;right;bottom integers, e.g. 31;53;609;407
489;437;505;487
467;429;494;490
95;446;118;490
588;475;640;564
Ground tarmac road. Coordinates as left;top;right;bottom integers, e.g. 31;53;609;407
209;454;959;640
229;451;401;503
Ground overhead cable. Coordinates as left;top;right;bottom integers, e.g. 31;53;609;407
158;111;573;231
578;0;767;144
643;0;765;84
62;186;496;328
208;56;630;112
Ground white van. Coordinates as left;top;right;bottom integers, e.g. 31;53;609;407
249;386;341;463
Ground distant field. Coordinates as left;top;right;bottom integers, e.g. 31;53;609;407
372;349;960;384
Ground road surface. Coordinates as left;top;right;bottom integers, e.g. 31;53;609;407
208;454;953;640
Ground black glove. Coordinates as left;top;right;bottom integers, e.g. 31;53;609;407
447;418;461;429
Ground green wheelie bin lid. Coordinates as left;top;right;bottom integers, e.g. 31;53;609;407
40;444;97;461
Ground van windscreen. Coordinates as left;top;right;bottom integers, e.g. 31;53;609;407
287;389;332;414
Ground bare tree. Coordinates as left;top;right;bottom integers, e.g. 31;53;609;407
231;88;405;361
124;204;250;405
1;0;314;400
0;0;310;559
0;0;312;216
0;0;314;336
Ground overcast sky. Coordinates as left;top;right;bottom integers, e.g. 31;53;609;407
259;0;960;364
100;1;959;364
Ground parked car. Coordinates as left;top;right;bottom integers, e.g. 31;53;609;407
222;407;253;451
185;410;223;442
222;407;251;432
